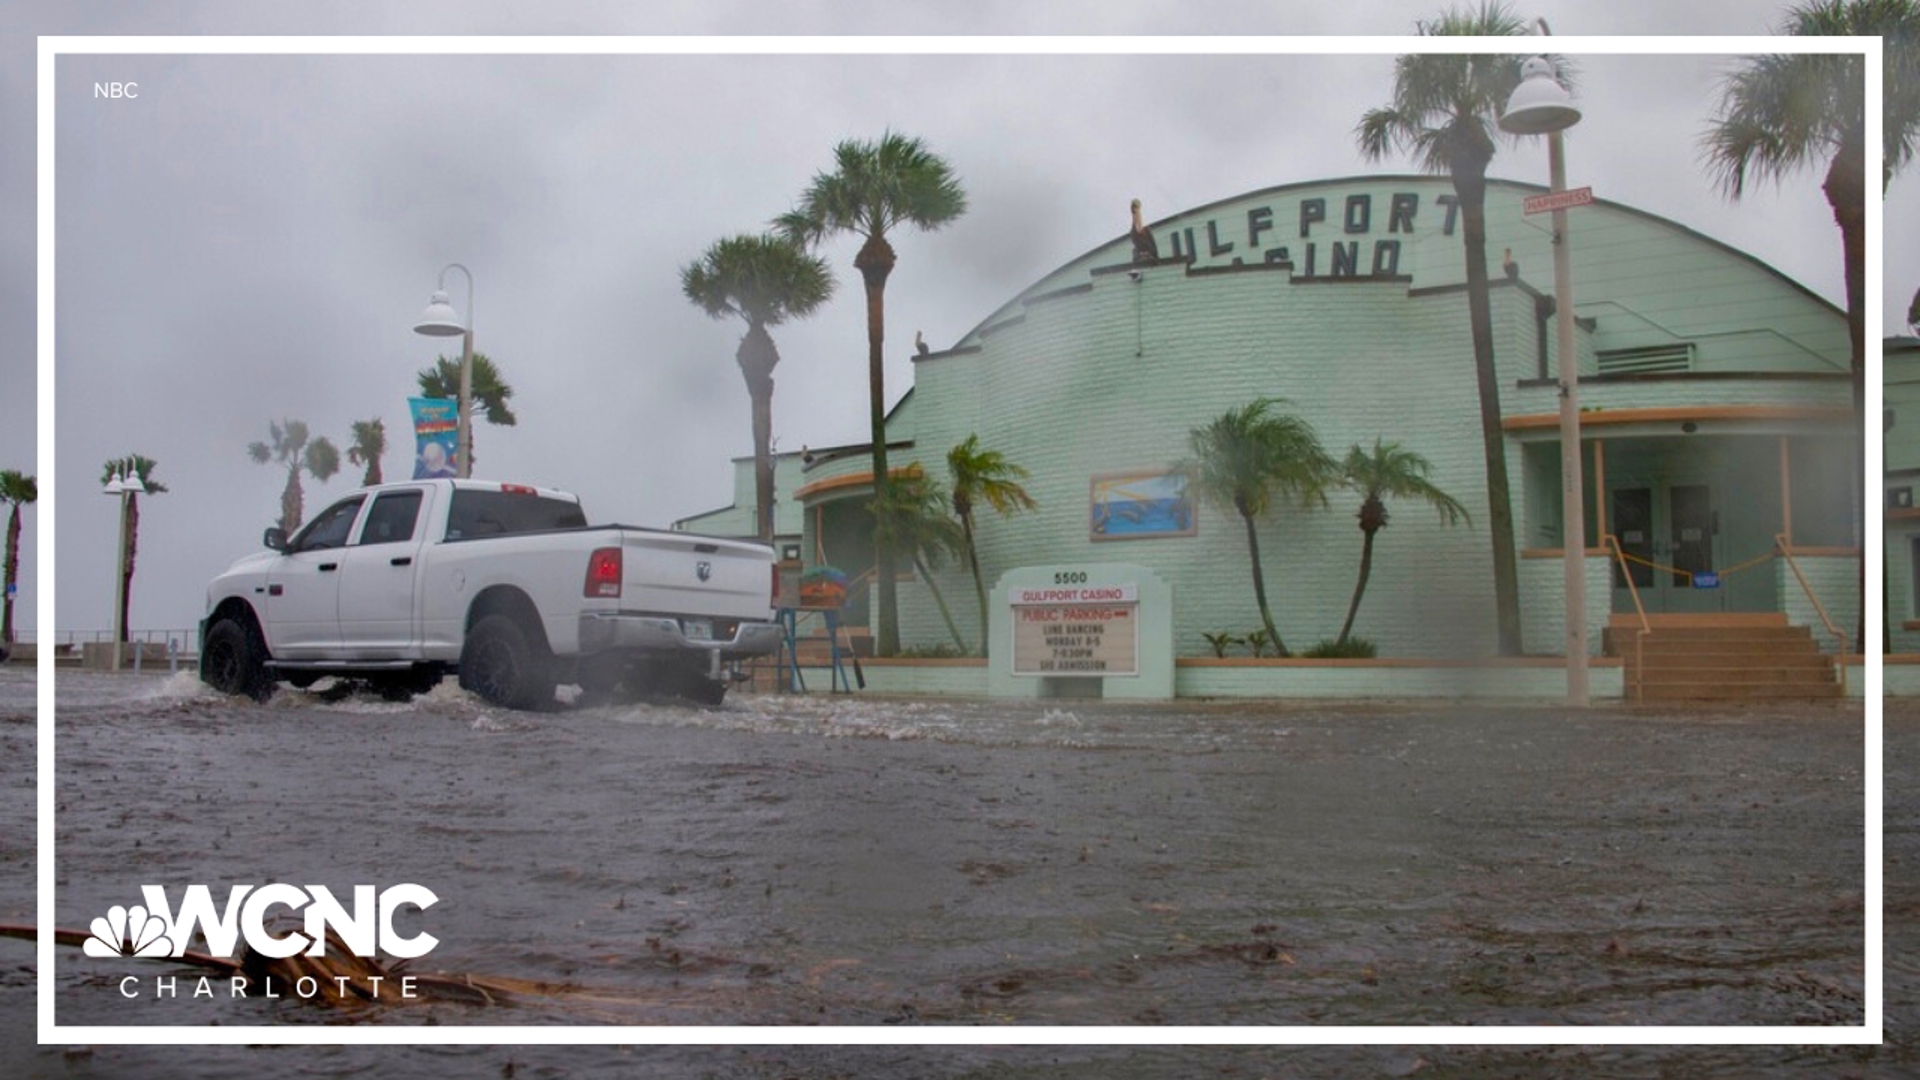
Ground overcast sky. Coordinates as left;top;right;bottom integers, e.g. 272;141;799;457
4;2;1912;643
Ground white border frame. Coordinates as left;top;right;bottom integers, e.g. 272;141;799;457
36;33;1882;1047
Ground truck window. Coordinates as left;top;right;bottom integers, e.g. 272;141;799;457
355;490;424;546
289;496;365;553
444;489;586;540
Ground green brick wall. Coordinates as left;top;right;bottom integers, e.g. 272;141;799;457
796;177;1850;659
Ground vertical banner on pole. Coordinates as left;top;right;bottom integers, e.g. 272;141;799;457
409;397;459;479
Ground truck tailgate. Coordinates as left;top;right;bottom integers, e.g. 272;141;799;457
618;531;771;622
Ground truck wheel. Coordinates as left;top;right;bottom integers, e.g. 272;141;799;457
201;617;274;703
459;614;555;710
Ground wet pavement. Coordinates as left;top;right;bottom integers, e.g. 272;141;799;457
0;665;1898;1076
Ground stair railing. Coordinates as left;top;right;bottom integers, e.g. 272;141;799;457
1774;534;1849;697
1602;534;1651;703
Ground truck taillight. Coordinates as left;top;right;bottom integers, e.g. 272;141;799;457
585;547;622;598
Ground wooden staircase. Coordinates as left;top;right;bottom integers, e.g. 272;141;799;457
1605;613;1841;702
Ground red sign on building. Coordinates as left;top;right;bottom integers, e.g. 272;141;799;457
1523;187;1595;215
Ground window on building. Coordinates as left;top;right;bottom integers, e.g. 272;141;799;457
1787;437;1855;548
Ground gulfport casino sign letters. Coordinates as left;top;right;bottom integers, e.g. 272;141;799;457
1161;187;1453;278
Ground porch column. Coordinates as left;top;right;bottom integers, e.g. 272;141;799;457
1593;439;1607;542
1779;436;1793;546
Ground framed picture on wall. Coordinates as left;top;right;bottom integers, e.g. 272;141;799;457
1090;469;1196;541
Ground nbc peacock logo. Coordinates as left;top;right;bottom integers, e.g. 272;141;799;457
83;904;174;958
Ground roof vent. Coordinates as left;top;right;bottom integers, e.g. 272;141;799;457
1596;344;1692;376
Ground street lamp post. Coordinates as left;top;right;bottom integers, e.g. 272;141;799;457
1501;55;1589;707
102;466;146;672
414;263;475;480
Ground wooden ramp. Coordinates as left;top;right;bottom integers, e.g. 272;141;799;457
1604;613;1841;702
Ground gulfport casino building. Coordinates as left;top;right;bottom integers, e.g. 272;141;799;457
677;175;1858;693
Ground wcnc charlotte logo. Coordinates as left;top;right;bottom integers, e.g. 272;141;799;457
85;883;438;1003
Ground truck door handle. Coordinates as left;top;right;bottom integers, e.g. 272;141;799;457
318;563;338;572
390;556;413;567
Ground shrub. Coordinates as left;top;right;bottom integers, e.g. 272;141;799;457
1201;631;1242;658
898;642;965;659
1305;637;1377;659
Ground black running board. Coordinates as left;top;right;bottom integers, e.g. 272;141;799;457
266;660;420;672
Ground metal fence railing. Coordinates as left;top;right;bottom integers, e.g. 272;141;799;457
21;628;203;661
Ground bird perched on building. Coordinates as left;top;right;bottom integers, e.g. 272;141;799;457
914;330;930;357
1130;198;1160;264
1502;247;1520;280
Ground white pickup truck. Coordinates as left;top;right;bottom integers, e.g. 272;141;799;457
199;479;780;709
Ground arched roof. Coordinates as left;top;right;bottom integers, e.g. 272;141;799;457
948;174;1845;373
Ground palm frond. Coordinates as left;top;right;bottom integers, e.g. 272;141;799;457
1700;0;1920;197
779;131;967;248
1342;439;1470;526
1185;398;1333;518
0;470;36;505
682;233;835;329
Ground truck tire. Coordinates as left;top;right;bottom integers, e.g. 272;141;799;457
201;616;274;703
459;614;555;710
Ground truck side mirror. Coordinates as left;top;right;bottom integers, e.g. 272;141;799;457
263;526;289;552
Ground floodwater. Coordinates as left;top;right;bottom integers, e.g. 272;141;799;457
2;664;1899;1077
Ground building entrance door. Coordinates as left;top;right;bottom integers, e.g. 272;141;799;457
1608;481;1723;615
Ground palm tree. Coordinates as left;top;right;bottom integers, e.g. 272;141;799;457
869;471;971;654
247;420;341;532
1707;0;1918;374
681;233;835;541
1357;2;1557;656
1335;439;1471;646
778;131;968;657
0;470;34;649
946;434;1037;656
346;418;386;487
1185;399;1334;658
1704;0;1920;650
417;352;517;475
99;456;166;645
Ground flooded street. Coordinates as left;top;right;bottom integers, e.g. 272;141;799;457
0;665;1895;1076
